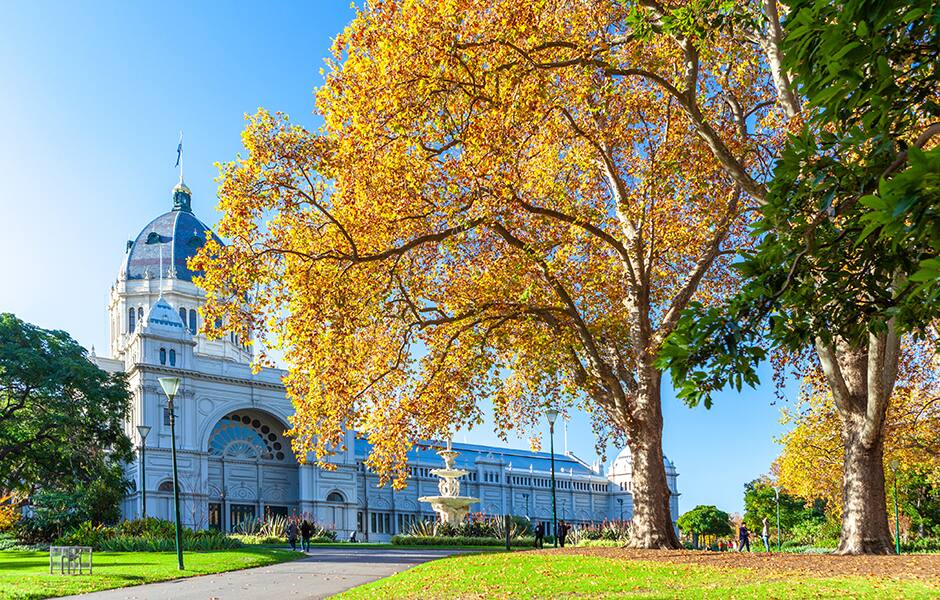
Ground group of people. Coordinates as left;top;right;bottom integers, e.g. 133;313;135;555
533;520;570;549
285;516;315;552
718;518;773;552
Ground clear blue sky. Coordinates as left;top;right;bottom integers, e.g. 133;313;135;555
0;0;794;514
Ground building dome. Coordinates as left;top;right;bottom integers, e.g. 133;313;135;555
121;178;222;282
144;297;186;331
611;446;673;470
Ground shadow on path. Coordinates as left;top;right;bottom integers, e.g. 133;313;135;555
53;546;474;600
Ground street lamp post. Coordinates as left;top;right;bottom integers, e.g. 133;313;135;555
546;408;559;547
158;376;185;571
617;498;624;521
136;425;151;518
773;486;782;552
890;459;901;554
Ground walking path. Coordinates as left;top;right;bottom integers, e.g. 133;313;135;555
56;546;470;600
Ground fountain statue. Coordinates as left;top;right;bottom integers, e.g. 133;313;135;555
418;439;479;525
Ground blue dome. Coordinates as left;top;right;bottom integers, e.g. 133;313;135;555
121;180;222;282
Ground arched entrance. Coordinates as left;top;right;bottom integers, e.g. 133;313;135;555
206;409;298;531
325;491;347;532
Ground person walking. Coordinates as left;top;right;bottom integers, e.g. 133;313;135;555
558;520;569;548
738;523;751;552
300;518;312;552
534;522;545;549
761;518;771;552
286;517;299;552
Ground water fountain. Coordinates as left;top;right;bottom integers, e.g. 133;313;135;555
418;439;479;525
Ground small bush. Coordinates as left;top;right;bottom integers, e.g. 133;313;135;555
54;519;242;551
902;537;940;553
392;535;536;547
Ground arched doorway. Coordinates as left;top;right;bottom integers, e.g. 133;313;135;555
325;491;346;532
206;409;298;531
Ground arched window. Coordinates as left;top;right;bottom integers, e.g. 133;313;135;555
157;480;174;492
326;491;345;503
179;307;187;325
159;348;167;365
128;307;136;333
169;349;176;366
138;306;144;322
188;309;197;334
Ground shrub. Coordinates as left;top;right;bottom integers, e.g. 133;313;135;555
391;535;536;547
54;518;242;551
569;520;631;545
115;517;176;539
903;537;940;553
411;515;530;540
0;494;20;532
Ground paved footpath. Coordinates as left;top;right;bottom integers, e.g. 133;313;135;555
56;546;470;600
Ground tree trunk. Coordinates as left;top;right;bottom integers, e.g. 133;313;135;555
626;369;680;549
815;329;899;555
837;416;893;554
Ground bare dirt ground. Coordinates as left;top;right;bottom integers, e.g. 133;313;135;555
557;547;940;582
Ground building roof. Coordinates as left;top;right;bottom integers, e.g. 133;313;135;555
354;438;599;476
121;178;222;283
144;297;187;332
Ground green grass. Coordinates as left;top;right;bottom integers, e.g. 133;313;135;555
338;551;940;599
0;547;301;600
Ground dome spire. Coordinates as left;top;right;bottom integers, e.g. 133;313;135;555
172;131;192;212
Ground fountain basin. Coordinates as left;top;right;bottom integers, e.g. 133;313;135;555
417;495;479;525
429;468;469;478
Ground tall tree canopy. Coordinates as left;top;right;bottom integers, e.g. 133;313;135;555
660;0;939;553
0;313;132;494
193;0;796;548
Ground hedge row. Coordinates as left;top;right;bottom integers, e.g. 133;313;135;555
391;535;537;547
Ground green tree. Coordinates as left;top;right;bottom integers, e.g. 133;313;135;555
742;479;821;534
0;313;132;495
660;0;939;554
677;505;733;548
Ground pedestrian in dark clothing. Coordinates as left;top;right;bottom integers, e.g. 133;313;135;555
534;522;545;549
300;519;313;552
558;520;569;548
738;524;751;552
286;518;299;552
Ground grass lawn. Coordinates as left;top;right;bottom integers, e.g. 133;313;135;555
338;550;940;599
0;547;300;600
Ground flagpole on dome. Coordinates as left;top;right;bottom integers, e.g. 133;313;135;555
176;130;184;183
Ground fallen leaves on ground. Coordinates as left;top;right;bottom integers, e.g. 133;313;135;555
554;547;940;582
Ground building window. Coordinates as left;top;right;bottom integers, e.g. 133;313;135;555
357;512;364;533
370;512;391;534
138;306;144;322
179;307;187;325
157;480;174;492
163;406;175;426
188;309;197;334
326;491;345;503
169;349;176;366
159;348;167;365
128;307;136;333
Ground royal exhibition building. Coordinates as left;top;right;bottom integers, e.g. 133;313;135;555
90;176;680;542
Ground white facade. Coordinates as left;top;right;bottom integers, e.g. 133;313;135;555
93;176;680;541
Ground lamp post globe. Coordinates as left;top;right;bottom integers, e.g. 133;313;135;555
890;459;901;554
158;376;185;571
136;425;151;519
545;409;559;547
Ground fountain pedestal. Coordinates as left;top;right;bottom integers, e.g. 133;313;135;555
418;440;479;526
